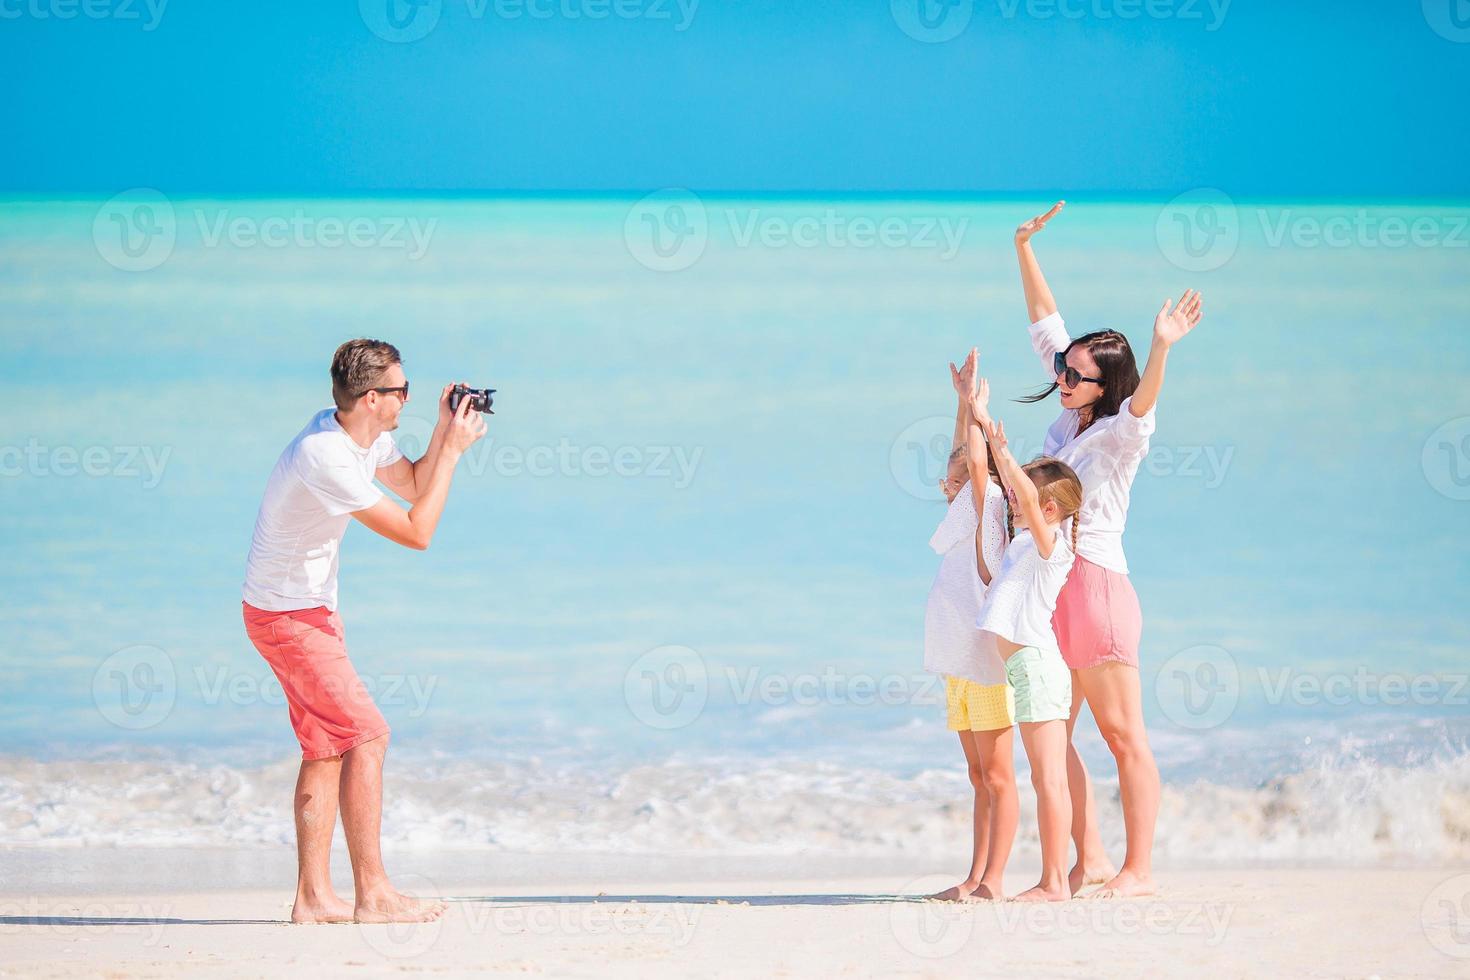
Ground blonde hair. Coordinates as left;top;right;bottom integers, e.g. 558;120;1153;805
1007;457;1084;551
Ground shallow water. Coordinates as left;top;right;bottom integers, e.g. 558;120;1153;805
2;196;1467;862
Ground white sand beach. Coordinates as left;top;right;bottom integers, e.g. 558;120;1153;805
4;863;1466;978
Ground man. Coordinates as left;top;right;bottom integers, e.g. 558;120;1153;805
241;339;486;923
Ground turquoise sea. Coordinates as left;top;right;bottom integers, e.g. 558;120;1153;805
1;196;1467;864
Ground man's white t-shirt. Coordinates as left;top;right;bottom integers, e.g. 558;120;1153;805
243;409;403;612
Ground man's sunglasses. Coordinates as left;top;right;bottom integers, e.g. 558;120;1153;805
1053;352;1102;389
360;382;409;400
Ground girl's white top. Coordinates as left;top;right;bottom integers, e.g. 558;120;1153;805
975;526;1075;654
923;480;1011;685
1030;311;1157;575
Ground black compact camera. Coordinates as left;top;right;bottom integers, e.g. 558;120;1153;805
449;384;496;415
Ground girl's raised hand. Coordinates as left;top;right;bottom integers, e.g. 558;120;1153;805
1153;289;1204;348
970;377;992;424
1015;201;1065;245
949;346;978;398
981;416;1008;456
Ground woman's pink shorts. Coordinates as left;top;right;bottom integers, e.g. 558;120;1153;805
242;602;390;761
1052;556;1143;671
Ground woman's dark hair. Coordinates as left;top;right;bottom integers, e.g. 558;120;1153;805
1018;329;1140;430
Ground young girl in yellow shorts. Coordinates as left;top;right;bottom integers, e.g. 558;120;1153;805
923;348;1017;901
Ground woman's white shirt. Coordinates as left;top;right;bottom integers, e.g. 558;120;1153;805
1029;311;1156;575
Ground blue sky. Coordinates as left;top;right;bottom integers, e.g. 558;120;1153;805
2;0;1467;196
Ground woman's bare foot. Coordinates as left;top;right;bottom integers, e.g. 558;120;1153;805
1068;859;1117;896
291;890;356;924
354;887;448;923
971;880;1004;901
929;880;981;901
1013;881;1070;903
1095;869;1157;899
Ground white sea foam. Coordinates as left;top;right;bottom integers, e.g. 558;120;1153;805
3;747;1466;864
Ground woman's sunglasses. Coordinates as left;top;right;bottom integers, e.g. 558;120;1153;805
1053;352;1102;389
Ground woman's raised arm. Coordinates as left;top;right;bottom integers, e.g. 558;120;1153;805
1129;290;1204;419
1015;201;1064;323
1015;201;1070;379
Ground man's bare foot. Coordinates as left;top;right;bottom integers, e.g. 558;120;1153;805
291;891;355;924
354;888;448;923
1094;869;1157;899
1013;881;1070;903
1068;860;1117;895
928;881;980;901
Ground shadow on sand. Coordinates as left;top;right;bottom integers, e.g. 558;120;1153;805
445;893;919;908
1;892;936;927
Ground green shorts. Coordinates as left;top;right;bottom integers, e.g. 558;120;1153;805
1004;647;1072;723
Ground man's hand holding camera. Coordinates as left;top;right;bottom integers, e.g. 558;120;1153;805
441;382;489;459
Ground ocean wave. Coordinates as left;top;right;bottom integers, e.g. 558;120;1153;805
2;749;1466;865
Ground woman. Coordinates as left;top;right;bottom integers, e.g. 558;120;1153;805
1012;200;1206;897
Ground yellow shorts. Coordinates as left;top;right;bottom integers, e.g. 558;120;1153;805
945;676;1016;732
